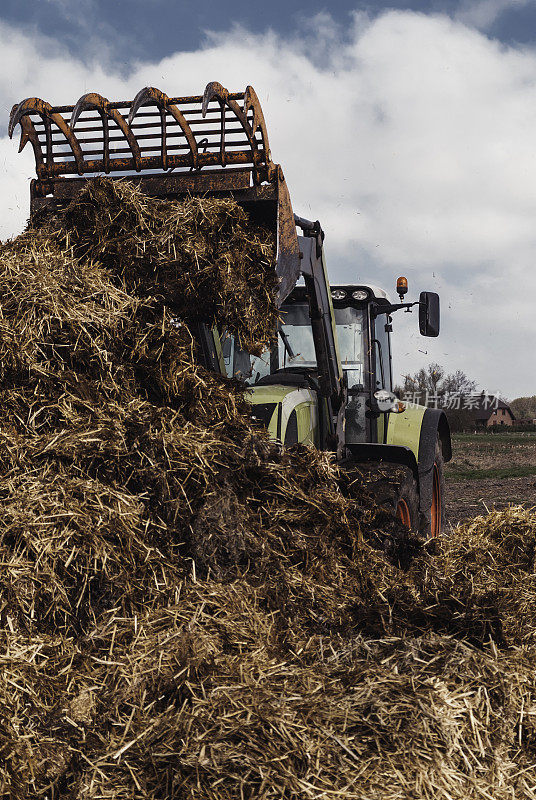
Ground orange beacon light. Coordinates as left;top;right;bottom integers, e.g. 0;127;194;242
396;276;408;301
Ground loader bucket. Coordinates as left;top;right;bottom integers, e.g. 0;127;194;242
9;82;301;305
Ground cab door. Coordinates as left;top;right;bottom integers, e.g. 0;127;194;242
371;314;393;444
332;304;370;444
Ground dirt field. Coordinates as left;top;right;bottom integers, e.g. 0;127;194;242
445;431;536;526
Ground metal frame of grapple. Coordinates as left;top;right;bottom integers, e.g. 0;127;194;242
10;83;273;181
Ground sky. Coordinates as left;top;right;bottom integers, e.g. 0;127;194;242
1;0;536;399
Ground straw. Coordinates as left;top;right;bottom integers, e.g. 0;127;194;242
0;178;535;799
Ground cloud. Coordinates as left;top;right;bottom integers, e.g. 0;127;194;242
0;11;535;396
455;0;535;31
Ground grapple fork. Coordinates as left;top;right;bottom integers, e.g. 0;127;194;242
9;82;301;305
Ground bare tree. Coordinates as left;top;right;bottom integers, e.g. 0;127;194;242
399;363;445;399
510;396;536;420
395;363;478;431
441;369;477;397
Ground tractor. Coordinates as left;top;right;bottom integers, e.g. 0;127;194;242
9;81;451;535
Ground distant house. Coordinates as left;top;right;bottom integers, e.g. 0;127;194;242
470;397;516;428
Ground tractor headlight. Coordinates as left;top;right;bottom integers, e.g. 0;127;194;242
352;290;368;300
331;289;347;300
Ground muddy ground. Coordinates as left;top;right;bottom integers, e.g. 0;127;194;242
445;432;536;526
446;474;536;526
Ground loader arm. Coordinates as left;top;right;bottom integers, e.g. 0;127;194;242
294;219;346;455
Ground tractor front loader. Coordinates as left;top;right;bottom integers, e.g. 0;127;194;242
9;81;451;536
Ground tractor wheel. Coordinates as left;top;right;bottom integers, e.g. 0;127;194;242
394;470;420;531
367;466;420;532
420;436;446;538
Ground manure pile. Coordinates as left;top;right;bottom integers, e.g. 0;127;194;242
0;178;535;800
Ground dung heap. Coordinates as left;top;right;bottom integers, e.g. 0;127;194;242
0;178;535;800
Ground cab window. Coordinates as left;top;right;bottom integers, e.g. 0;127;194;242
333;306;366;391
278;303;317;368
372;316;392;392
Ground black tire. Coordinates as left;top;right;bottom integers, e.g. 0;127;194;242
420;435;446;538
369;466;420;532
393;469;420;531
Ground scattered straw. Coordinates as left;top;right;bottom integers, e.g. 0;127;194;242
0;178;535;799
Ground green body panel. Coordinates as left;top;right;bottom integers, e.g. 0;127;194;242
386;402;427;461
247;385;293;405
296;402;316;445
377;412;385;444
247;385;318;445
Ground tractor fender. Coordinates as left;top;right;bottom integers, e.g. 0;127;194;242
417;408;451;513
345;443;419;482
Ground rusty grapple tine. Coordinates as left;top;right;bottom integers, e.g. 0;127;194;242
203;81;261;174
9;107;45;177
128;86;157;126
244;85;271;163
9;106;30;154
203;81;257;141
130;86;199;170
202;81;228;167
70;93;96;130
10;97;86;175
7;97;47;139
129;87;167;170
71;92;110;173
72;91;142;173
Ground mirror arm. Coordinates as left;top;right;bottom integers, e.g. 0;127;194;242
371;300;420;318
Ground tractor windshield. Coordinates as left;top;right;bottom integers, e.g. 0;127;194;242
224;303;367;388
278;303;317;368
243;302;317;383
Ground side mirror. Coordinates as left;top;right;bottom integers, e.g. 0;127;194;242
419;291;440;337
374;389;405;413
